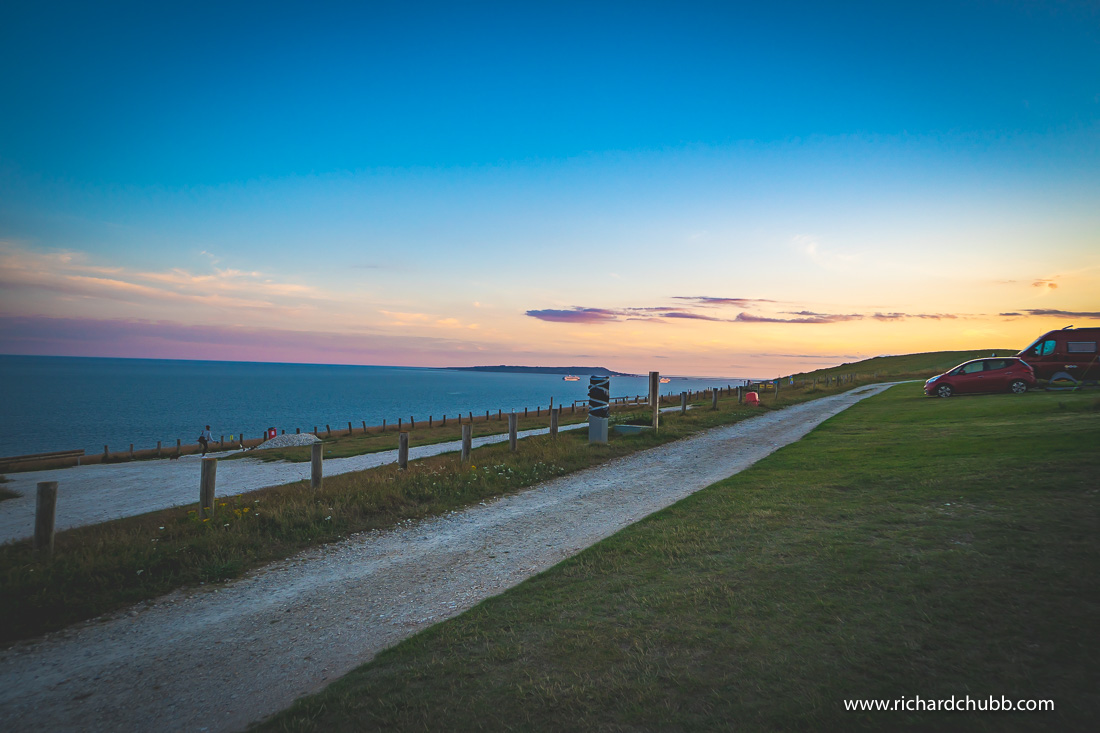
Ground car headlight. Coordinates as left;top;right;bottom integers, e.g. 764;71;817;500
925;376;939;385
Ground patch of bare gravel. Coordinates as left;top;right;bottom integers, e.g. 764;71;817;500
0;385;896;732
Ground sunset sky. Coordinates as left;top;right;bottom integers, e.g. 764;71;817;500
1;1;1098;377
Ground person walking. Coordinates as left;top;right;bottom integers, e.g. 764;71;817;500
199;425;212;456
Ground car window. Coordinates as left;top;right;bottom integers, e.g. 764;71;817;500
1039;340;1056;356
984;359;1008;371
1067;341;1097;354
960;362;984;374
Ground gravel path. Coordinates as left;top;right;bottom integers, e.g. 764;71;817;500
0;385;893;732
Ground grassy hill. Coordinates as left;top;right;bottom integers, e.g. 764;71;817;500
789;349;1018;382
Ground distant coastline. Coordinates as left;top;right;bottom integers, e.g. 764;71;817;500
445;365;636;377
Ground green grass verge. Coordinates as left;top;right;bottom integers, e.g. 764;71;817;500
256;387;1100;732
225;411;593;463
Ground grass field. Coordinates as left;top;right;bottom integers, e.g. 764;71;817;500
257;386;1100;732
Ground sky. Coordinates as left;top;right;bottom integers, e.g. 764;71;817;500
1;0;1098;377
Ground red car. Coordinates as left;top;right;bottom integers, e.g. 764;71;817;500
924;357;1036;398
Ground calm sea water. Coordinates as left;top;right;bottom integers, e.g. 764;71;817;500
0;356;747;457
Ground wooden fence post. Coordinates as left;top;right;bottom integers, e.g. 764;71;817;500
410;416;415;429
311;443;323;489
712;389;718;410
649;371;660;433
176;438;181;456
326;424;332;438
34;481;58;557
200;458;217;518
680;392;687;415
550;406;559;437
398;418;402;430
508;412;518;452
399;432;409;469
157;440;162;457
362;420;367;433
461;424;472;462
348;421;353;435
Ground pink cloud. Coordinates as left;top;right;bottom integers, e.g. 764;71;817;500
0;316;487;365
525;308;621;323
673;296;776;306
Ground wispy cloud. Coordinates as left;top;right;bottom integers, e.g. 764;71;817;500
753;352;864;360
526;302;966;326
1032;278;1059;290
792;234;856;270
0;242;327;315
525;308;621;324
661;311;725;321
869;312;958;321
1009;308;1100;319
673;296;776;307
736;312;862;324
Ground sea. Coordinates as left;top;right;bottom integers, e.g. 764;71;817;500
0;355;749;458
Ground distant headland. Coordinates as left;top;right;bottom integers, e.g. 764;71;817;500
445;365;636;377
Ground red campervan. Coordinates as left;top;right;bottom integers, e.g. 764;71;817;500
1017;326;1100;382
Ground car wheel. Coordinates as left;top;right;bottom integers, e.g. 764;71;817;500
1009;379;1028;395
936;384;954;398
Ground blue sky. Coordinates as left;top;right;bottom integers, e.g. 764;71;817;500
1;1;1098;374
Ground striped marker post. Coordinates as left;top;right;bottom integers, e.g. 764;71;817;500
588;375;610;444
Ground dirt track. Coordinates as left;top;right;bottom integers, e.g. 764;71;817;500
0;385;894;732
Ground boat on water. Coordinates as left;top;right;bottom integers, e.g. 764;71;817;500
660;377;671;383
562;375;581;381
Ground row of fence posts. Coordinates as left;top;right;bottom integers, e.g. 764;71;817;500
30;379;751;555
91;374;875;463
95;400;592;462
